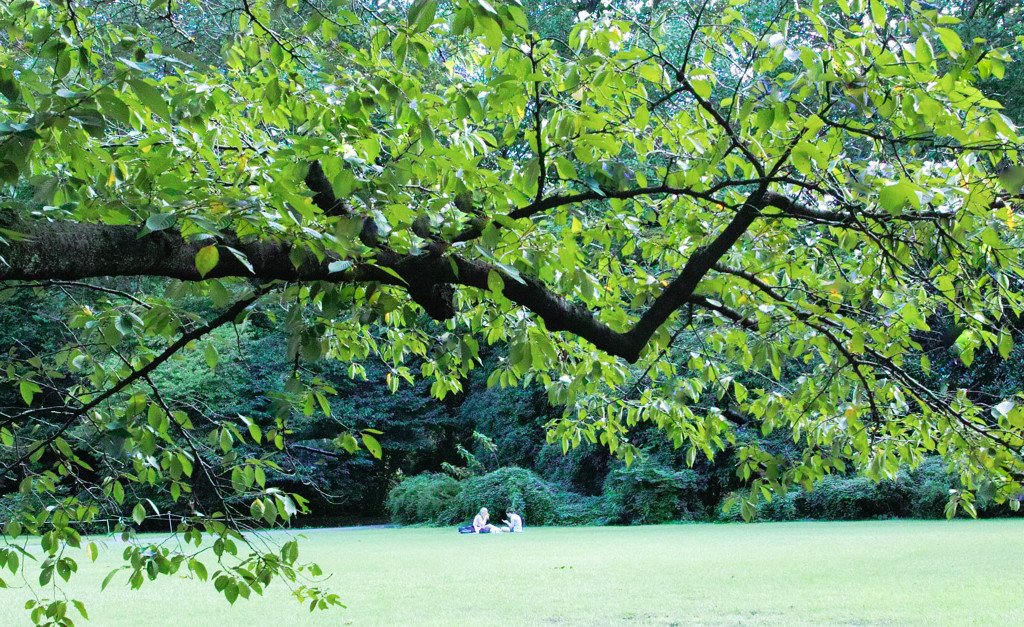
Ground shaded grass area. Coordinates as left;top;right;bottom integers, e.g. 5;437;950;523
3;520;1023;625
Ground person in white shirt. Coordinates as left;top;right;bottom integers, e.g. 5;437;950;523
502;510;523;532
472;507;500;533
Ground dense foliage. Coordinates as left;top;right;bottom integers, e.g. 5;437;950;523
2;0;1024;623
385;472;461;525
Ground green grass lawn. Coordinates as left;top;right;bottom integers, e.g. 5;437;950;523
3;520;1023;625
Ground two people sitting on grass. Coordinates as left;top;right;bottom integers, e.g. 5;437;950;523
464;507;524;533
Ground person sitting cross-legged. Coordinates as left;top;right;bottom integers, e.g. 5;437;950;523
473;507;501;533
502;510;523;533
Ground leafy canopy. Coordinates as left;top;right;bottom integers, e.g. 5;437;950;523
1;0;1023;622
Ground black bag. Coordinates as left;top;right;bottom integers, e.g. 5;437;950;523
458;525;475;534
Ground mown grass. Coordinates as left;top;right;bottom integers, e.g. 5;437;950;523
3;520;1023;626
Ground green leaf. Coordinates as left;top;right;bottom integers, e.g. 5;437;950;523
634;105;650;129
361;433;382;459
98;92;131;124
690;79;712;100
877;181;913;214
487;270;504;293
102;322;124;347
247;419;262;443
915;35;933;67
408;0;438;33
393;33;408;68
219;428;233;453
791;143;814;175
0;67;20;102
638;63;663;84
554;157;577;180
132;503;145;525
204;343;219;371
339;433;359;454
128;79;171;121
870;0;886;28
195;245;219;277
145;213;175;232
224;246;254;275
936;28;963;57
19;380;40;406
101;568;119;590
72;600;89;620
328;260;353;274
190;559;208;581
477;16;503;52
999;333;1013;359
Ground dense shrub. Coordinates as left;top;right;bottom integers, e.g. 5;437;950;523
385;468;613;527
902;457;958;518
795;475;915;520
754;490;798;521
554;491;613;525
453;467;560;525
385;473;461;525
603;460;708;524
534;444;611;496
721;457;963;522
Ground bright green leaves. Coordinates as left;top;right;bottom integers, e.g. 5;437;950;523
195;246;219;278
362;433;382;459
1;1;1024;619
19;379;41;406
131;503;146;526
915;35;934;68
900;304;931;332
877;180;919;215
936;27;964;59
204;343;220;371
332;426;385;459
637;62;666;85
128;78;170;121
869;0;886;29
407;0;438;33
690;78;713;100
790;141;820;175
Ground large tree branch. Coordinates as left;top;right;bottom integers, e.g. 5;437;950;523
0;221;387;283
0;188;771;363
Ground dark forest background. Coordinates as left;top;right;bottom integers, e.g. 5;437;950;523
5;279;1024;528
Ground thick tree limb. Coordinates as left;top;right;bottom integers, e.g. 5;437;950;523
0;221;387;283
0;189;770;363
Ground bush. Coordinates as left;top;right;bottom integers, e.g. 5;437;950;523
385;473;461;525
603;459;708;524
386;468;612;527
799;475;913;520
719;457;964;522
903;457;958;518
754;490;798;521
553;491;613;526
453;467;560;525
